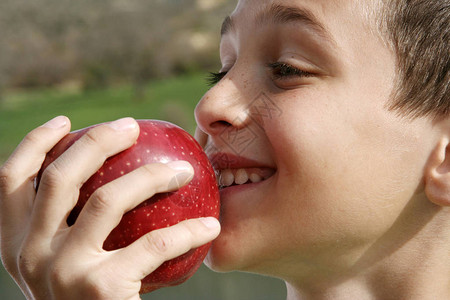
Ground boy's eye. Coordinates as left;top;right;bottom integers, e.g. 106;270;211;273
206;71;228;87
268;62;314;79
206;62;314;87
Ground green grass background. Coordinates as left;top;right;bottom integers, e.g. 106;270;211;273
0;73;286;299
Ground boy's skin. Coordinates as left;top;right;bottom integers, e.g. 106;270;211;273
1;0;449;299
195;1;450;298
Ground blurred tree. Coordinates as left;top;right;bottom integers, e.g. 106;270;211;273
0;0;237;91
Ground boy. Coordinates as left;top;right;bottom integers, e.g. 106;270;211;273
1;0;448;299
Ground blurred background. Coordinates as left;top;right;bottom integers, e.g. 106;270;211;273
0;0;287;299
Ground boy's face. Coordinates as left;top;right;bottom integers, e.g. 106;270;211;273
195;0;436;279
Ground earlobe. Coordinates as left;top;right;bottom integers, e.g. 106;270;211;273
424;137;450;206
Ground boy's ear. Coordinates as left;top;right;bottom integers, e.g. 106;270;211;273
424;137;450;206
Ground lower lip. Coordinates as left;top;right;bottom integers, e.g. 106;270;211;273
218;174;275;200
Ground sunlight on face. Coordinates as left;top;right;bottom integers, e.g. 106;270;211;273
195;0;437;283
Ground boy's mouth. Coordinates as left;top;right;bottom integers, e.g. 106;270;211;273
216;168;276;189
208;153;276;190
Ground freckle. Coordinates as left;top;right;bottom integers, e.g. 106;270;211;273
120;171;124;175
144;132;148;135
126;162;131;166
154;133;158;136
182;152;185;155
109;167;113;170
165;134;169;137
146;150;150;153
136;159;141;163
100;172;104;176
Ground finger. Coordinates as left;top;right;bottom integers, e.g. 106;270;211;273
0;116;70;227
71;161;194;248
112;217;220;281
32;118;139;238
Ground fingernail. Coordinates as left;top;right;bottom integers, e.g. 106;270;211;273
166;162;194;190
108;117;137;131
166;160;192;171
200;217;220;229
42;116;67;129
168;171;194;190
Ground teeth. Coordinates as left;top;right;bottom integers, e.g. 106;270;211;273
217;168;273;188
249;173;262;183
221;169;234;187
235;169;249;185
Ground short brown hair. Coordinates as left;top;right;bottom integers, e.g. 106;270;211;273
380;0;449;119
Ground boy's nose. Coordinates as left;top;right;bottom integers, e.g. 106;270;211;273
194;76;250;137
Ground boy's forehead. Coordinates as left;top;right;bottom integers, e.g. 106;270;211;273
224;1;335;48
232;0;377;26
228;0;382;47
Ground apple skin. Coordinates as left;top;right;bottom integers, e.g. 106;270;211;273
37;119;220;294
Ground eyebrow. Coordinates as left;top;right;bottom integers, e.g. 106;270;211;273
221;4;335;45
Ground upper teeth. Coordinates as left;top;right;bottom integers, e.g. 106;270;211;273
216;168;272;188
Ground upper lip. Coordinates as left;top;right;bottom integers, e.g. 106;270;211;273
208;152;275;171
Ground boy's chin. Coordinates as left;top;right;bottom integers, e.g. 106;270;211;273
203;249;234;273
202;245;249;273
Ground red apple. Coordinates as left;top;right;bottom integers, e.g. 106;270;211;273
37;119;220;294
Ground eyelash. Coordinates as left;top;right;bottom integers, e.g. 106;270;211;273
206;62;314;87
206;71;228;87
268;62;314;80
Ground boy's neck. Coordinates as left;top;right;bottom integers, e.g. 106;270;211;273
285;203;450;300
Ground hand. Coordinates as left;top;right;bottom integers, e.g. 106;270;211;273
0;116;220;300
